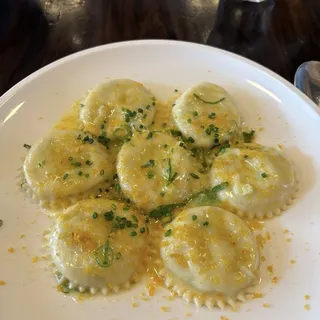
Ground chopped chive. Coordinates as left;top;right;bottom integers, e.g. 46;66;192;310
104;210;114;221
143;114;147;119
146;132;153;140
187;118;192;124
244;154;249;159
68;157;73;161
85;160;92;166
115;252;122;260
123;206;130;211
146;105;151;110
147;171;154;179
79;103;84;108
174;89;178;92
130;231;137;237
85;173;90;178
164;229;172;237
243;130;255;143
261;172;268;178
139;124;144;129
190;173;199;179
140;227;145;233
92;212;98;219
98;188;102;193
170;129;182;137
192;215;197;221
160;191;165;197
63;173;69;180
132;215;138;222
141;159;155;168
131;223;138;228
193;93;226;105
100;124;105;129
138;108;143;113
23;144;31;149
113;173;118;180
72;161;81;167
163;144;168;148
193;111;199;116
203;221;209;227
78;171;83;176
111;204;116;210
152;102;156;106
208;112;216;119
179;142;184;147
100;169;104;175
187;137;195;143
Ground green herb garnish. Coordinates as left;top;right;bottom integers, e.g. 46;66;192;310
94;241;114;268
208;112;216;119
164;159;179;185
23;144;31;149
146;132;153;140
243;130;255;143
193;93;226;105
261;172;268;178
92;212;98;219
147;171;154;179
190;173;199;179
141;159;155;168
203;221;209;227
164;229;172;237
130;231;137;237
62;173;69;180
170;129;182;137
192;215;197;221
148;203;185;219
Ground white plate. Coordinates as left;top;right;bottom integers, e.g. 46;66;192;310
0;40;320;320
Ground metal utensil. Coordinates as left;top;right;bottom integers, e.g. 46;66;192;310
294;61;320;106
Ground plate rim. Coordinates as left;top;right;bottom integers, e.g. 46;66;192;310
0;39;319;118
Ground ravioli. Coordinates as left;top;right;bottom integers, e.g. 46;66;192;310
47;199;147;293
117;131;208;212
210;145;297;219
79;79;156;138
172;82;241;148
23;130;115;203
160;206;260;307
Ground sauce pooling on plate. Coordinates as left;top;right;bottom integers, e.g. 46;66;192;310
21;79;297;309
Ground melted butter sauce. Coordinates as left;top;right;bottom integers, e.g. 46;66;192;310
50;88;287;305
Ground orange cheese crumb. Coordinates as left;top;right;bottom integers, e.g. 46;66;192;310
20;234;25;239
263;303;271;308
253;292;263;299
186;312;192;317
304;295;310;300
8;247;14;253
132;302;138;308
160;306;169;312
283;229;289;234
0;280;5;286
272;276;279;284
290;260;296;264
286;238;292;243
32;256;39;263
261;256;266;262
147;283;156;296
220;316;229;320
267;265;274;275
304;304;310;311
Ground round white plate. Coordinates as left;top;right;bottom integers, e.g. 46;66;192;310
0;40;320;320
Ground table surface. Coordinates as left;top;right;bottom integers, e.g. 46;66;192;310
0;0;320;96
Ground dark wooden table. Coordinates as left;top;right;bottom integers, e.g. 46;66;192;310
1;0;320;96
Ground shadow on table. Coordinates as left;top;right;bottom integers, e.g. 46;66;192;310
0;0;49;95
